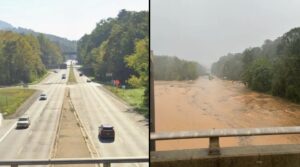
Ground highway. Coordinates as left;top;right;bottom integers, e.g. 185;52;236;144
70;67;149;167
0;62;148;167
0;68;68;160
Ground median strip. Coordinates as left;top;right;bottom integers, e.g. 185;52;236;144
68;65;77;84
52;88;94;167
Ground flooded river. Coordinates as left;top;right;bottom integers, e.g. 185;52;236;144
155;76;300;151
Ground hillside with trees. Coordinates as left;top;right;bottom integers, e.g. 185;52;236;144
0;31;63;85
77;9;149;107
37;34;64;68
77;10;148;82
0;20;77;54
211;27;300;102
153;55;206;80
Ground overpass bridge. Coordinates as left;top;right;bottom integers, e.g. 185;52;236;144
150;127;300;167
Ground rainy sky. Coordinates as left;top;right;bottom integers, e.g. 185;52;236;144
151;0;300;68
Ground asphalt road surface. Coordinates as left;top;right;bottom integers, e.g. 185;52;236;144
70;67;149;167
0;62;148;167
0;68;68;161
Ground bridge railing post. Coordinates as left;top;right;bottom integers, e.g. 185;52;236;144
208;136;220;155
103;162;111;167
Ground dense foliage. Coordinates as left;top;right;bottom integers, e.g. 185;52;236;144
153;55;206;80
77;10;148;83
0;31;63;85
211;27;300;102
41;33;77;54
37;34;64;67
77;9;149;106
0;20;76;55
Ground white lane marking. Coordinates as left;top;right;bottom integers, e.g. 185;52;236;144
17;146;24;155
0;122;17;143
118;136;124;144
28;130;33;137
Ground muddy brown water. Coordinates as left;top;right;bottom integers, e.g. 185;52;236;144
155;76;300;151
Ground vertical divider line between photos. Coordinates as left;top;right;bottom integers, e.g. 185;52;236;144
150;50;156;152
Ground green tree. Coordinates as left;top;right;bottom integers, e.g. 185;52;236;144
77;10;149;83
212;27;300;103
0;31;46;85
153;55;206;81
247;58;273;92
125;38;149;88
37;34;63;67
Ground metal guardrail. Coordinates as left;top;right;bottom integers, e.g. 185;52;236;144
0;157;148;167
150;126;300;155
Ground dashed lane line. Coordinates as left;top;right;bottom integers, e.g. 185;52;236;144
0;122;17;143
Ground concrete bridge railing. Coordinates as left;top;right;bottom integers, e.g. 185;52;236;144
0;157;149;167
150;126;300;155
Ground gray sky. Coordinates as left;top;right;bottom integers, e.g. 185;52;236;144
0;0;148;40
151;0;300;68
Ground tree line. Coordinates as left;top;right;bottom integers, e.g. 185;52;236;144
153;55;206;80
0;31;63;85
211;27;300;102
77;9;149;105
0;20;77;55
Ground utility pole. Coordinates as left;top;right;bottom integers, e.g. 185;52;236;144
150;50;156;151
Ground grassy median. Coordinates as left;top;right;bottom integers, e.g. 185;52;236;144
104;85;148;117
0;88;36;115
68;65;77;84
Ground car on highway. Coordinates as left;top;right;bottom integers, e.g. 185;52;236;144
99;124;115;140
79;73;83;76
87;79;91;83
39;93;47;100
62;74;66;79
16;116;30;129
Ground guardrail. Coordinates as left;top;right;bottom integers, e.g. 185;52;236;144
0;157;148;167
150;126;300;155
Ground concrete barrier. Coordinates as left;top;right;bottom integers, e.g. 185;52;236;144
151;144;300;167
151;126;300;155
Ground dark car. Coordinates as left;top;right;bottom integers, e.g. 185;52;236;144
79;73;83;76
39;93;47;100
99;124;115;140
62;74;66;79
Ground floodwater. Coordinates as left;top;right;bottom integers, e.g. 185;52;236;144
155;76;300;151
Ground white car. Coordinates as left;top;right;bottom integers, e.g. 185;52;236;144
39;93;47;100
16;116;30;129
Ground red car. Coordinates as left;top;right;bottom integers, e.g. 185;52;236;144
99;124;115;140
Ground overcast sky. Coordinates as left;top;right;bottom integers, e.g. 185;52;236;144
151;0;300;68
0;0;148;40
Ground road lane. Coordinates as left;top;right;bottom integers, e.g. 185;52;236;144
0;68;68;161
71;67;148;167
0;65;148;167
